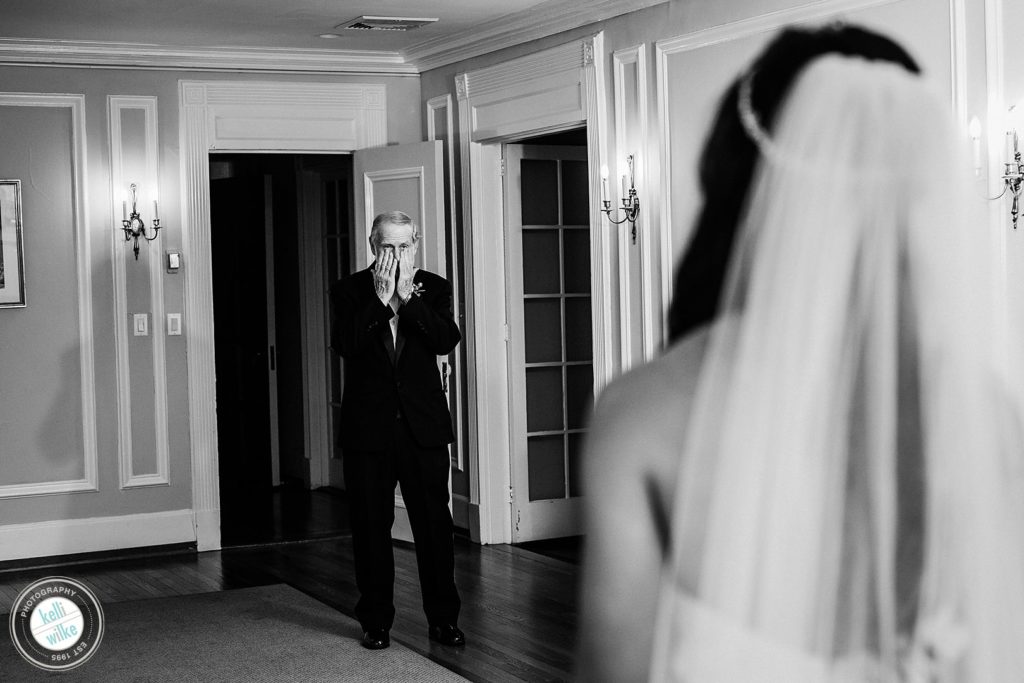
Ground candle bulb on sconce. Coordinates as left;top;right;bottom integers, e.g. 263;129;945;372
601;154;641;243
118;182;163;259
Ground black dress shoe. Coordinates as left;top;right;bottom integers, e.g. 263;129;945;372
361;628;390;650
428;623;466;647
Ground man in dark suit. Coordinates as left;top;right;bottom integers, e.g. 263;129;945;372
330;211;465;651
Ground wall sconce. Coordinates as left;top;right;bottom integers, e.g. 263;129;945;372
600;155;640;243
120;183;162;259
999;129;1023;230
990;103;1024;230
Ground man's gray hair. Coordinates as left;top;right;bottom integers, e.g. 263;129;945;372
369;211;420;247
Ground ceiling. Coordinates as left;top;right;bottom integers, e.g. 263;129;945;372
0;0;667;73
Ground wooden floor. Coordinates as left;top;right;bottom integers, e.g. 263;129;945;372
0;490;580;682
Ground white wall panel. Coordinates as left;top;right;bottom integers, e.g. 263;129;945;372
0;93;97;501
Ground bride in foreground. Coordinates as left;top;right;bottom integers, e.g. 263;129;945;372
578;24;1024;682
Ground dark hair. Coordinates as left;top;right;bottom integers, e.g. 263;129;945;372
666;24;920;342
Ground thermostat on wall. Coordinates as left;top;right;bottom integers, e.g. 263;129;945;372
166;250;182;273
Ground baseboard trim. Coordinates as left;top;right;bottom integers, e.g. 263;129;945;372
0;542;195;573
0;509;196;563
468;503;482;544
453;493;471;531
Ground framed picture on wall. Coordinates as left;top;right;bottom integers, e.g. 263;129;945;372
0;179;25;308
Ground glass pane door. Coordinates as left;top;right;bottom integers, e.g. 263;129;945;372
505;141;593;541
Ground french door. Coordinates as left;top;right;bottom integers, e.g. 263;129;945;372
504;143;593;542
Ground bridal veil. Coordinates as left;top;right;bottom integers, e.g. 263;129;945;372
651;55;1024;681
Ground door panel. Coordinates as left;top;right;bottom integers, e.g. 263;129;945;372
352;141;448;543
353;141;446;276
505;143;593;542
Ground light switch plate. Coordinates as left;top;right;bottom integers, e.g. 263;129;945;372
166;250;182;273
167;313;182;336
133;313;148;337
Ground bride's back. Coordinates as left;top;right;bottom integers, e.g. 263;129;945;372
579;25;1024;683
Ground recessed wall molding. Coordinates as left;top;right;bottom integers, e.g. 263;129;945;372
950;0;968;125
985;0;1010;375
612;45;653;369
583;34;614;395
0;93;96;500
455;85;482;522
180;80;389;551
426;93;467;475
108;95;170;490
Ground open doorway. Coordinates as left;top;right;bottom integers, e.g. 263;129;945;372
503;127;590;561
210;153;354;546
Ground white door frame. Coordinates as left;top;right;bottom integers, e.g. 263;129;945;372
456;34;611;545
179;80;387;551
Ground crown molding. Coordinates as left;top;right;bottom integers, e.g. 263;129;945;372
0;0;667;76
0;38;418;75
404;0;670;72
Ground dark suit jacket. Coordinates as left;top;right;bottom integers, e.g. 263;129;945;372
330;265;461;451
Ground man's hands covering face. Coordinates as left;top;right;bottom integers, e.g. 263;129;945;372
396;248;418;303
373;249;397;305
374;247;418;306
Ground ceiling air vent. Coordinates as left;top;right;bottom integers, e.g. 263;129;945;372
335;16;438;31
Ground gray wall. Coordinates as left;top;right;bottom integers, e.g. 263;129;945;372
0;64;420;528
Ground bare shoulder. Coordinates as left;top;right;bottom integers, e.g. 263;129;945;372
587;328;710;480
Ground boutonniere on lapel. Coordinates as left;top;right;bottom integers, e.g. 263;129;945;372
411;282;426;298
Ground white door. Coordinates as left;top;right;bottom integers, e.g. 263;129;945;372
354;141;446;275
504;143;593;542
352;141;449;542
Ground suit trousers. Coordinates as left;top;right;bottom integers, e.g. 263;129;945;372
344;415;460;631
